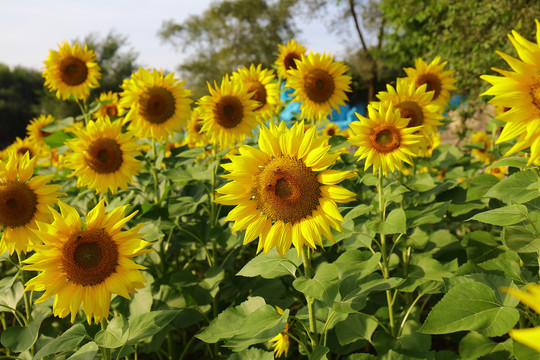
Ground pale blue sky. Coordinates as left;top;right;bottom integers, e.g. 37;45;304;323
0;0;350;73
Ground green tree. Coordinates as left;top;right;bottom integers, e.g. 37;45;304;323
159;0;299;98
379;0;540;98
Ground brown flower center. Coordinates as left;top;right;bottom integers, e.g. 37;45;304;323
304;68;335;103
370;125;401;154
60;56;89;86
530;82;540;111
17;147;34;157
416;73;442;101
86;138;123;174
397;101;425;128
194;120;203;134
0;181;38;228
215;95;244;129
255;157;320;224
102;104;119;118
248;81;267;110
140;87;176;124
61;228;118;286
284;52;301;71
326;128;336;137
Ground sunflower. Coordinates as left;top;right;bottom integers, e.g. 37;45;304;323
216;121;355;256
93;91;126;121
349;103;423;176
417;132;441;158
42;41;101;101
502;284;540;352
489;165;506;179
481;20;540;165
2;137;46;161
198;75;260;149
274;40;307;79
26;114;55;150
120;68;193;141
374;78;443;136
269;306;290;358
23;200;150;324
63;117;142;194
0;153;63;254
183;106;211;148
286;52;352;122
403;56;456;110
320;122;341;138
470;131;493;164
232;64;280;122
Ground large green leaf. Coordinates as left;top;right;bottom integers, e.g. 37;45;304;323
127;310;180;344
94;316;129;349
237;249;302;279
1;306;50;353
66;342;99;360
484;171;540;204
466;174;499;201
469;205;528;226
335;313;378;345
420;282;519;336
333;250;381;280
293;263;340;306
367;208;406;234
406;202;450;228
502;226;540;253
33;323;87;360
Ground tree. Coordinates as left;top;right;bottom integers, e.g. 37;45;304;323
159;0;299;98
379;0;540;98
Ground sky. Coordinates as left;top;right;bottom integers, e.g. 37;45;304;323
0;0;351;73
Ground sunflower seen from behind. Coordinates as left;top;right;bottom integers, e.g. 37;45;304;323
274;39;307;80
216;121;355;256
286;52;352;122
42;41;101;101
232;64;280;122
349;103;423;176
198;75;259;149
120;68;192;141
64;117;142;194
481;19;540;165
23;200;151;324
403;56;456;110
93;91;126;121
0;152;63;254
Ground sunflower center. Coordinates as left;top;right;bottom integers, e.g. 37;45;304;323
194;120;203;134
140;87;176;124
60;56;89;86
416;73;442;101
215;95;244;129
0;181;38;228
248;82;267;110
398;101;424;128
86;138;123;174
327;128;336;136
255;157;320;224
17;147;34;157
530;82;540;111
370;125;401;154
284;53;301;71
103;104;119;118
304;69;335;103
61;228;118;286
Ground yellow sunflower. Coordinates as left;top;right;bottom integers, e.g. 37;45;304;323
183;106;211;148
274;39;307;79
198;75;260;149
481;19;540;165
93;91;126;121
470;131;493;164
349;103;423;176
63;117;142;194
232;64;280;122
320;122;341;138
269;306;290;358
374;78;443;136
502;284;540;352
403;56;456;110
2;137;46;161
417;132;441;158
120;68;193;141
216;121;355;256
26;114;55;150
489;165;506;179
23;200;150;324
42;41;101;101
286;52;352;122
0;152;63;254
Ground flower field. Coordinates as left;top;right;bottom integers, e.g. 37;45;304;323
1;19;540;360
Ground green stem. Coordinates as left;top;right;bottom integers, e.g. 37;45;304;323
151;140;160;204
302;249;318;347
179;335;196;360
283;331;311;360
398;293;424;337
167;332;174;360
17;253;32;324
101;319;111;360
75;99;90;126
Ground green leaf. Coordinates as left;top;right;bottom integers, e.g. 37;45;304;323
0;279;23;313
466;174;500;201
41;116;74;132
237;249;302;279
514;338;540;360
176;147;205;158
66;342;99;360
469;205;528;226
227;348;274;360
333;250;381;280
484;171;540;204
368;208;406;234
406;202;450;228
407;173;437;192
311;346;330;360
94;316;129;349
419;282;519;337
43;130;75;148
1;306;50;353
335;313;378;345
458;331;497;360
33;324;87;360
293;263;339;306
502;226;540;253
399;256;457;293
127;310;180;344
490;156;529;169
168;197;201;217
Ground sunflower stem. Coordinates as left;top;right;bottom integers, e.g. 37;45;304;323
302;249;318;347
17;253;32;324
101;319;112;360
151;140;160;204
75;99;90;127
377;169;396;338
